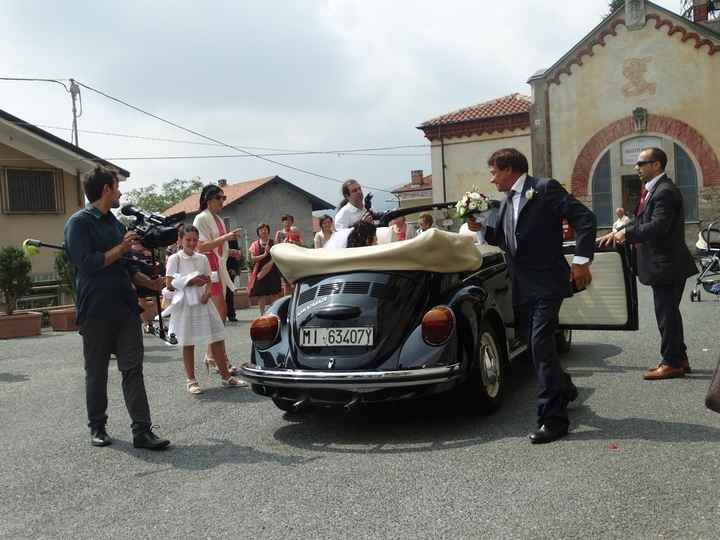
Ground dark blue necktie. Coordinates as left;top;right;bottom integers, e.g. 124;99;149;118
505;190;517;254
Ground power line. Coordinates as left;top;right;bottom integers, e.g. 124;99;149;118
3;117;501;155
0;151;429;161
0;122;430;159
74;79;399;194
0;77;70;92
32;123;428;153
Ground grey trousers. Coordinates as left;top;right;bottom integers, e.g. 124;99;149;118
80;315;152;434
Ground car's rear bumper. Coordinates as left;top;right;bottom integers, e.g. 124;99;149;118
239;362;462;392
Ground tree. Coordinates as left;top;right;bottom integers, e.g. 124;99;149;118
123;177;204;213
606;1;695;18
607;0;624;15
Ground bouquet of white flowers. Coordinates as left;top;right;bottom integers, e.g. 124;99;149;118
455;188;490;218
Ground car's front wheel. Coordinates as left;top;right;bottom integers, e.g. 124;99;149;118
458;320;506;415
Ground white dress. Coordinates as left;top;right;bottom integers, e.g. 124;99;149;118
459;223;487;244
165;251;225;346
334;203;364;229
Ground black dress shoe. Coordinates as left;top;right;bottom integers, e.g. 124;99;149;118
565;384;579;404
133;430;170;450
90;428;112;447
529;424;568;444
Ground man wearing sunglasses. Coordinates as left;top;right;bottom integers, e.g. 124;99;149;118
598;147;697;380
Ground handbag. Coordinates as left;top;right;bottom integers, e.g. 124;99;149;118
705;354;720;413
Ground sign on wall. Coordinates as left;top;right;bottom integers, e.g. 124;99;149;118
621;136;662;165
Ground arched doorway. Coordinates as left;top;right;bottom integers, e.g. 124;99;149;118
590;136;699;226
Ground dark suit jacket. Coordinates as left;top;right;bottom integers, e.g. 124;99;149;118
226;239;241;278
486;176;597;305
624;174;697;286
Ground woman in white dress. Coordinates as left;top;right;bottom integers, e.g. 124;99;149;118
458;214;487;244
164;225;245;394
193;184;242;375
313;214;335;248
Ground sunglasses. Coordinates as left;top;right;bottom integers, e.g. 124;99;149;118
635;160;658;167
213;195;227;201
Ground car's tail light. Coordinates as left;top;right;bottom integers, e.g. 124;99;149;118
250;315;280;349
421;306;455;346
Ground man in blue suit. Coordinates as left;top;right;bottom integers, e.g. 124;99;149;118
485;148;597;444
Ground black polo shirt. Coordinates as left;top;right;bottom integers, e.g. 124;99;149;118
64;205;141;325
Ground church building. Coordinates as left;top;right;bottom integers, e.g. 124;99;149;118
420;0;719;238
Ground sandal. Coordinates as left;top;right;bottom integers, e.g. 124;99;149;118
221;376;248;388
204;355;239;376
227;364;240;376
203;355;218;374
186;379;203;394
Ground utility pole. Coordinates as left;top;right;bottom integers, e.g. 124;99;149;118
69;78;82;147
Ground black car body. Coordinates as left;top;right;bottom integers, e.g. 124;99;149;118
241;203;638;414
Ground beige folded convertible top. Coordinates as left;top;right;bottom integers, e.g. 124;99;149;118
270;228;501;283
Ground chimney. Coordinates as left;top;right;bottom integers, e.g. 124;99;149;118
217;178;228;187
411;170;424;185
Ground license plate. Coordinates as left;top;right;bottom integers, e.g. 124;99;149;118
299;327;374;347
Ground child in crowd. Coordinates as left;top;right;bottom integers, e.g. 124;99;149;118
164;225;246;394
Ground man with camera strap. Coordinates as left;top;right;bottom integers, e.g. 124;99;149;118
64;166;170;450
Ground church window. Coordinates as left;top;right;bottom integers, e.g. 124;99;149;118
673;144;698;222
591;151;612;227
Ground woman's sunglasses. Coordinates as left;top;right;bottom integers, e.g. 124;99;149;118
213;195;227;201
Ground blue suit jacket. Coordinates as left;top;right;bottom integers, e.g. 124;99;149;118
485;176;597;305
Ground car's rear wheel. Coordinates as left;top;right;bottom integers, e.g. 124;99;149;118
458;320;506;414
556;329;572;354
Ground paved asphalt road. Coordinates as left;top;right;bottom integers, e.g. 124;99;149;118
2;281;720;539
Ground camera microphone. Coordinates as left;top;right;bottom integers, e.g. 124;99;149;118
121;204;170;226
120;204;146;220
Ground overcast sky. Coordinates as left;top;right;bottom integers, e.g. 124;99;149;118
1;0;682;210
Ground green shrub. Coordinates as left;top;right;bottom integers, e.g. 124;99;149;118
54;251;77;301
0;246;33;315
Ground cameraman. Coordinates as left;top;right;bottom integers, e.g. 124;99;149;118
63;166;170;450
335;179;373;230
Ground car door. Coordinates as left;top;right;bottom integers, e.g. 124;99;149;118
558;243;639;331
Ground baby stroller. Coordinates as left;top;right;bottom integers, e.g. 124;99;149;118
690;218;720;302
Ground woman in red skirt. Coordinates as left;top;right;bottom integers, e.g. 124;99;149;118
193;184;243;377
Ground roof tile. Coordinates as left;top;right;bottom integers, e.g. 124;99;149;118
163;176;275;216
421;93;531;127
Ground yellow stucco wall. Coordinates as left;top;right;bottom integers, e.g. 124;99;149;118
430;130;531;203
548;14;720;189
0;142;83;276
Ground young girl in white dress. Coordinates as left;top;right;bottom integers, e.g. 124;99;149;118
164;225;246;394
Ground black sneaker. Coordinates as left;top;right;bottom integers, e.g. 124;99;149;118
90;428;112;447
133;430;170;450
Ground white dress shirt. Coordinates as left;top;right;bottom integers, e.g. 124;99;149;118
508;174;589;265
334;203;364;230
644;173;665;195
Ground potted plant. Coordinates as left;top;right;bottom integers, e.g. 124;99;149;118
0;246;42;339
48;251;78;331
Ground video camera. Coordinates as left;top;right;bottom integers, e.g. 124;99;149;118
120;205;186;250
363;192;383;221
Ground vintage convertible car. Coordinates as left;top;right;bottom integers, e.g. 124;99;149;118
240;204;638;414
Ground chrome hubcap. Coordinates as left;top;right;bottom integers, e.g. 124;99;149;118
479;332;500;398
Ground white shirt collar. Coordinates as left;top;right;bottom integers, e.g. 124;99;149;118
644;173;665;193
178;250;194;260
510;173;527;195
